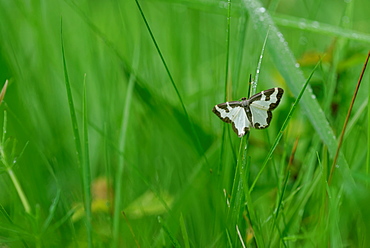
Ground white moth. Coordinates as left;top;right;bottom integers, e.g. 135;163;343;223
212;87;284;137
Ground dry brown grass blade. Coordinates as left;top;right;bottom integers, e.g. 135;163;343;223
328;51;370;185
0;80;9;104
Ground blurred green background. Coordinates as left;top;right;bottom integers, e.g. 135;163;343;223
1;0;370;247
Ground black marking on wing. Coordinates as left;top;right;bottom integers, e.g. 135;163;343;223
268;88;284;110
231;122;249;137
253;110;272;129
212;101;242;123
248;87;284;110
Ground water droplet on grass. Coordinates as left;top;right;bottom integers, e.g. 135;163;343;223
258;7;266;13
312;21;320;28
298;20;307;29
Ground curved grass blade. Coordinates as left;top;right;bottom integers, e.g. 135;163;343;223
61;21;92;246
250;59;320;193
243;0;354;186
60;19;82;167
273;14;370;44
134;0;207;162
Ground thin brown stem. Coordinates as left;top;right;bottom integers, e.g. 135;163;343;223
328;51;370;185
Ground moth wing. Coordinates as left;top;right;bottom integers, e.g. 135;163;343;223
212;102;251;137
249;88;284;129
249;104;271;129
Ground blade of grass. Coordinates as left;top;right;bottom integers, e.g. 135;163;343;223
217;0;232;176
122;211;140;248
64;0;211;155
368;87;370;178
236;225;246;248
158;216;181;248
134;0;208;163
243;0;354;186
0;80;8;104
0;111;31;214
112;67;136;246
61;19;92;245
41;189;61;234
242;156;264;247
225;0;231;101
82;74;93;246
228;32;270;244
163;1;370;44
328;51;370;184
250;59;320;193
253;27;270;90
228;136;246;220
60;19;82;167
179;213;190;248
273;14;370;44
267;170;290;247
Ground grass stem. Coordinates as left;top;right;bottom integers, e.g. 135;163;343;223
328;51;370;184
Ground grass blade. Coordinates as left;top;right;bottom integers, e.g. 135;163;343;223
329;51;370;184
82;75;93;246
225;0;232;101
273;14;370;44
134;0;208;163
61;21;92;246
243;0;354;186
60;19;82;167
0;80;9;104
112;70;136;246
253;28;270;91
179;213;190;248
250;59;320;193
158;216;181;248
134;0;187;120
41;189;61;234
0;111;31;214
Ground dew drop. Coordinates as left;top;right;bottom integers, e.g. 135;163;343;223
312;21;320;29
298;20;307;29
258;7;266;13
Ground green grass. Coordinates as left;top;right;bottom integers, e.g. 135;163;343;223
1;0;370;247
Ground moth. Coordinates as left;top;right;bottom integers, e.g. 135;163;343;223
212;87;284;137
